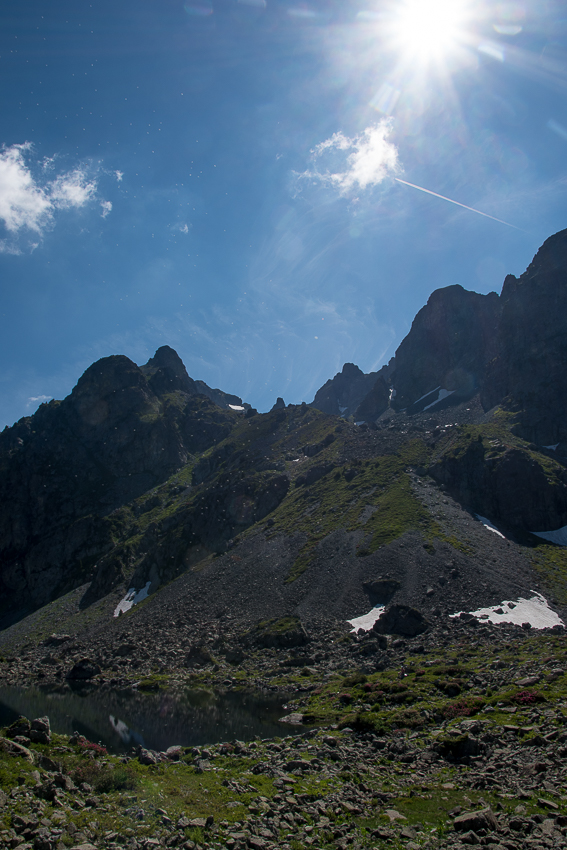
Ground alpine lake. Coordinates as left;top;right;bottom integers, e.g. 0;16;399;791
0;682;303;753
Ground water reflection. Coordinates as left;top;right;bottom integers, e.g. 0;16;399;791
0;685;302;753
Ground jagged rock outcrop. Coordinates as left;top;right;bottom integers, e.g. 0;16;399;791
141;345;245;409
482;229;567;444
352;374;390;422
311;362;390;419
429;435;567;532
309;228;567;437
391;285;501;412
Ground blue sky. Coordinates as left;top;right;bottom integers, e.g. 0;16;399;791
1;0;567;427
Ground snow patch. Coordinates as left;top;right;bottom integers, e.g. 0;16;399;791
423;388;455;411
339;405;348;414
451;592;564;630
414;386;441;406
354;420;366;426
228;404;245;411
475;514;506;539
532;525;567;546
114;581;151;617
347;605;385;632
543;443;559;451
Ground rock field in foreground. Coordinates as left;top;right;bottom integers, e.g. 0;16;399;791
1;621;567;850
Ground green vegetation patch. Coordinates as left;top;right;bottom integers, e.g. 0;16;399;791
263;438;469;582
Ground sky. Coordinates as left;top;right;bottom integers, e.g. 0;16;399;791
1;0;567;427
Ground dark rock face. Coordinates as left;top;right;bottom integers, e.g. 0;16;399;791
311;363;390;419
309;228;567;433
353;375;390;422
483;229;567;443
0;348;239;623
391;285;501;412
430;438;567;532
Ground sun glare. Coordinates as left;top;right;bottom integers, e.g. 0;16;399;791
392;0;469;61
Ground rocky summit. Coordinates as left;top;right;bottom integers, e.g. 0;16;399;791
2;230;567;849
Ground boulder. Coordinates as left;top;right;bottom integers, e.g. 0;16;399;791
453;807;498;833
5;716;31;739
66;658;101;680
29;716;51;745
0;736;34;762
372;604;429;637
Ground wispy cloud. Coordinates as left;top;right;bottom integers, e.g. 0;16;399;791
26;394;52;408
0;143;111;251
296;120;400;196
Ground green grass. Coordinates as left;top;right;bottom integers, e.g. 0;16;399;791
299;632;567;732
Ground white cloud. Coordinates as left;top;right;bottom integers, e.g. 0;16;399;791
50;169;97;209
100;200;113;218
0;143;111;249
115;170;124;182
0;143;52;233
26;394;52;408
297;120;400;196
179;223;190;233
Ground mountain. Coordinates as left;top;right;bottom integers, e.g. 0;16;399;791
390;285;500;413
0;347;242;623
310;362;391;420
313;229;567;446
3;234;567;850
1;229;567;662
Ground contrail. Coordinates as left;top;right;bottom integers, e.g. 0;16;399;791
395;177;522;230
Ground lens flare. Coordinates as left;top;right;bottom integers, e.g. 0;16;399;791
392;0;469;61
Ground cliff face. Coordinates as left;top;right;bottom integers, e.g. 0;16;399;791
310;228;567;441
311;362;390;419
482;229;567;444
391;285;501;412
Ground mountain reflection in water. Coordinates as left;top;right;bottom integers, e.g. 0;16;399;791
0;685;302;753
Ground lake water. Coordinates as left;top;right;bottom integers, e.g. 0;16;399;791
0;684;303;753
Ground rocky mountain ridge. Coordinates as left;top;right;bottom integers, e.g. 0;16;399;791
1;228;567;648
313;228;567;450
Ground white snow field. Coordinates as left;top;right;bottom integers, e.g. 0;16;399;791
532;525;567;546
475;514;506;538
114;581;151;617
423;388;455;410
451;592;564;630
348;605;385;632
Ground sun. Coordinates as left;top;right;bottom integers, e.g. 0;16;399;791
391;0;470;62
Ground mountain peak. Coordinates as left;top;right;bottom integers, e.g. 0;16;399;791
141;346;196;395
145;345;185;371
523;226;567;279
